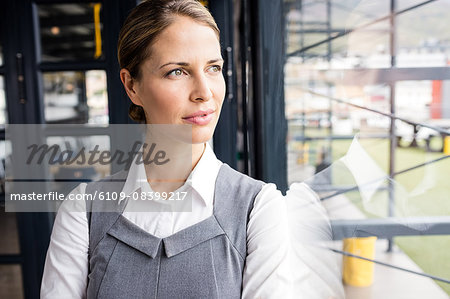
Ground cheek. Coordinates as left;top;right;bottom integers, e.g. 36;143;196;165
140;85;179;119
142;89;160;109
140;82;166;104
214;77;226;105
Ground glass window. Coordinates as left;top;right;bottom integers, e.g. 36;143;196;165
285;78;392;184
0;76;7;127
37;3;104;62
43;70;108;124
286;0;391;67
284;0;450;296
396;0;450;67
396;0;440;12
46;135;111;196
0;211;20;254
0;139;17;255
396;80;450;153
0;265;24;299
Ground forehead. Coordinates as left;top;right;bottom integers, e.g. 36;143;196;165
148;16;221;64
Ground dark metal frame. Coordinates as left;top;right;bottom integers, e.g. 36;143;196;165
238;0;254;176
332;217;450;240
209;0;238;169
1;1;47;298
249;0;288;192
0;1;135;298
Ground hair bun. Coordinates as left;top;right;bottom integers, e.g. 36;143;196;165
128;103;146;123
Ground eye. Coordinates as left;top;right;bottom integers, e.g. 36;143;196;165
208;65;222;73
166;68;184;77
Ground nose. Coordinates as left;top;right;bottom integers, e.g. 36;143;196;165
189;73;213;102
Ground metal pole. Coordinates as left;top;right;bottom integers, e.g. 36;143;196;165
299;0;306;150
387;0;397;252
326;0;332;172
326;0;331;62
299;0;304;60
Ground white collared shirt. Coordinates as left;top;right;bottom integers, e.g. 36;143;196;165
40;143;292;298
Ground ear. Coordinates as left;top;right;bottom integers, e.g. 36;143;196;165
120;68;143;106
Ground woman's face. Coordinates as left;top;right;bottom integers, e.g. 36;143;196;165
124;16;225;144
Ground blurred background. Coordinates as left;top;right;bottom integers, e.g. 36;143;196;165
0;0;449;298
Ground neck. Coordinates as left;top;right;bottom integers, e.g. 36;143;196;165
142;134;206;192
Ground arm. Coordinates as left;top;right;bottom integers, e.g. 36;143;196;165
285;182;344;299
242;183;292;299
40;184;89;299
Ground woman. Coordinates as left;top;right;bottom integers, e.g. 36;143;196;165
40;0;291;298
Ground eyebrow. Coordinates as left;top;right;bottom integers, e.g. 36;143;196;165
159;58;224;69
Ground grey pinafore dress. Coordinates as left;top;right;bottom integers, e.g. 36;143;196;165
84;163;264;298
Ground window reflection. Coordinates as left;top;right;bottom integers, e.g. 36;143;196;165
396;0;450;67
0;211;20;255
0;265;24;299
43;70;108;124
284;0;450;296
396;80;450;152
37;3;104;62
0;140;18;255
285;0;391;67
46;135;111;196
0;43;3;66
0;76;7;127
284;0;450;206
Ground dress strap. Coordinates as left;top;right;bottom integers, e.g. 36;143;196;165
212;163;265;258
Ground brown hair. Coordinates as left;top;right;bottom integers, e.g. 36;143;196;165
118;0;220;123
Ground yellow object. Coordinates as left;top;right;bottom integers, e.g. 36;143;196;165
342;237;377;287
198;0;209;7
93;3;102;59
444;136;450;155
296;143;309;164
304;143;309;164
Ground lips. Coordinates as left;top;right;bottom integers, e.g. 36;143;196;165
182;109;215;125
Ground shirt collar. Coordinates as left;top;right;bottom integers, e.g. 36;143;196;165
188;142;222;207
120;142;222;207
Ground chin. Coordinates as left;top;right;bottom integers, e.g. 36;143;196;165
191;127;215;144
191;134;213;144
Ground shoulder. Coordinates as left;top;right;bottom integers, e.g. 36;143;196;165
251;182;284;216
57;182;88;213
217;163;265;189
83;170;129;215
49;183;89;251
